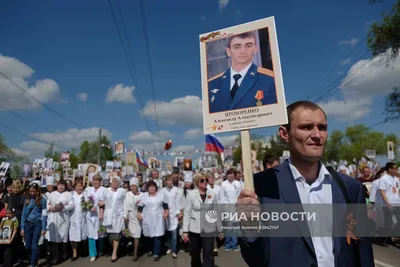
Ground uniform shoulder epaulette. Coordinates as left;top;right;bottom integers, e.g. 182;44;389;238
208;72;224;82
257;67;274;78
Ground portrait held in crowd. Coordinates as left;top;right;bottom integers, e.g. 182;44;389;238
200;17;288;134
0;225;12;244
60;151;70;162
115;142;124;155
22;163;32;177
183;159;192;171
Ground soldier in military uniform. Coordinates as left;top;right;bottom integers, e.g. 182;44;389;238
208;31;277;113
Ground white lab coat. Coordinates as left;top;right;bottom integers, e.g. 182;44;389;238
85;186;105;240
103;187;125;233
47;191;74;243
139;192;166;237
123;191;142;238
161;186;182;231
207;184;221;203
69;191;88;242
178;189;192;235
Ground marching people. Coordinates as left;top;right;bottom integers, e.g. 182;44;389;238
101;176;125;263
85;173;105;262
206;171;222;255
20;183;47;267
69;181;87;261
161;175;181;258
182;173;223;267
137;180;168;261
47;180;74;265
123;177;142;261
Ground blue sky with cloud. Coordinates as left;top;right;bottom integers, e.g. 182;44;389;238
0;0;399;160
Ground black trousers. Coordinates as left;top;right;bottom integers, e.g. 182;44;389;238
189;232;214;267
0;244;15;267
382;207;400;238
50;242;68;263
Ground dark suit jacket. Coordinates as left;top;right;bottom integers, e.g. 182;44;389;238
208;63;277;113
240;161;374;267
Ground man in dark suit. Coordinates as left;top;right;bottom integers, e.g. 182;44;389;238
238;101;374;267
208;31;277;113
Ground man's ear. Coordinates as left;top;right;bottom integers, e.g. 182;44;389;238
278;126;289;143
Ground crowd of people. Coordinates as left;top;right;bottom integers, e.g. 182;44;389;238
0;164;251;267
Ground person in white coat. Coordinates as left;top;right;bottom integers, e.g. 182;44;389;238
161;175;182;258
43;175;56;263
178;173;195;253
101;176;125;263
137;180;169;261
85;174;105;262
219;168;241;251
123;177;142;262
182;173;223;267
69;180;88;261
47;180;74;265
206;172;222;255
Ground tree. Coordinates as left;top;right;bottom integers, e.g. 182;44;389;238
384;87;400;121
78;136;114;166
324;124;398;162
368;0;400;60
368;0;400;121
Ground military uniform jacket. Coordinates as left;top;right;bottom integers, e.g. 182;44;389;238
208;63;277;113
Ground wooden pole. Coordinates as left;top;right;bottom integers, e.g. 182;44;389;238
241;130;254;190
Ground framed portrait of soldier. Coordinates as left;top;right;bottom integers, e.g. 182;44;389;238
115;142;124;155
106;161;114;172
183;159;192;171
200;16;287;134
21;163;31;178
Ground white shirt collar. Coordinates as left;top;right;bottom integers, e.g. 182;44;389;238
230;62;253;89
288;158;332;185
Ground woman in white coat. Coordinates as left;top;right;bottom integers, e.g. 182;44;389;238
47;180;74;265
69;181;88;261
101;176;125;263
123;177;142;261
85;174;105;262
182;173;223;267
137;180;169;261
161;175;182;258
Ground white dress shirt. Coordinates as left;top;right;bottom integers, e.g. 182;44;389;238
230;62;252;90
219;179;241;204
288;159;335;267
379;173;400;206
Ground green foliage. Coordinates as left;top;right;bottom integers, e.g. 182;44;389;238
384;87;400;121
367;0;400;60
78;135;114;166
324;124;398;162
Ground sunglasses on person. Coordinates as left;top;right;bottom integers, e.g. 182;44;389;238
200;179;209;183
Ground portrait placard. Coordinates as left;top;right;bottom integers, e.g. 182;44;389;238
0;226;12;244
200;16;287;134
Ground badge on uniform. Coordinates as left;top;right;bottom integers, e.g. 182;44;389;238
255;90;264;106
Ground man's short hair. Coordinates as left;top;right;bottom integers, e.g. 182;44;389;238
226;168;237;176
385;162;397;171
227;31;256;48
263;155;278;168
283;100;327;130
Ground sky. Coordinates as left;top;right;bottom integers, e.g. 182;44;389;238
0;0;399;162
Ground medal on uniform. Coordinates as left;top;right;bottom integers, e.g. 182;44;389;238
255;90;264;106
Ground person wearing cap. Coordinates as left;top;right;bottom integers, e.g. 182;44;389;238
123;177;142;262
137;180;169;261
47;180;74;265
177;172;195;253
85;173;106;262
101;176;126;263
161;175;182;259
172;169;184;189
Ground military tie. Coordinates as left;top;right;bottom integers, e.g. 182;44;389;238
230;74;242;99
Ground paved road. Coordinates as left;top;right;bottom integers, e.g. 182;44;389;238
50;244;399;267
